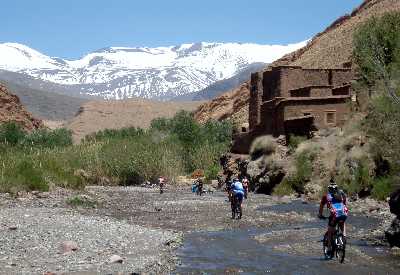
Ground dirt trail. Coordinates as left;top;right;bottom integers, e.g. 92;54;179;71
0;186;399;274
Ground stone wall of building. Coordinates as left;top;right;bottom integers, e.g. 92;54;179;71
242;66;353;152
261;69;280;102
280;98;350;130
331;69;353;86
249;72;263;130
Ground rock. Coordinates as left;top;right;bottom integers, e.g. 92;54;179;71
390;247;400;256
0;83;43;130
247;154;285;194
389;189;400;217
35;192;50;199
108;255;123;264
385;217;400;247
385;189;400;247
61;241;79;254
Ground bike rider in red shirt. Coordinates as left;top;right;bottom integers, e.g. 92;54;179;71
318;179;348;252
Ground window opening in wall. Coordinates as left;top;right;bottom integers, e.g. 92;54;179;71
325;111;336;125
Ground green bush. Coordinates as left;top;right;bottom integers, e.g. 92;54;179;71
170;111;201;147
272;178;295;196
287;135;307;154
0;122;26;146
289;150;315;193
338;157;372;196
0;112;231;192
0;159;48;193
371;177;393;201
84;127;143;142
150;117;171;132
205;163;220;181
23;128;73;148
353;12;400;87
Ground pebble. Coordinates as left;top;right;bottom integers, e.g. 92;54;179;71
108;255;123;264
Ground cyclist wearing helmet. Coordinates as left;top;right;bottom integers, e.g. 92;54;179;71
319;179;348;252
231;178;245;216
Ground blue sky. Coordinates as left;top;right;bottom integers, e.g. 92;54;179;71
2;0;363;59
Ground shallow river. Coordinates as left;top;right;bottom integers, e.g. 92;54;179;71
175;200;398;274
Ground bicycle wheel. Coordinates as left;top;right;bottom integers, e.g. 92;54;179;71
236;203;242;220
322;233;332;259
336;234;346;263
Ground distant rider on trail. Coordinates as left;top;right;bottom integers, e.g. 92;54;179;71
318;179;348;253
242;177;249;199
231;178;245;219
195;178;204;196
158;176;166;194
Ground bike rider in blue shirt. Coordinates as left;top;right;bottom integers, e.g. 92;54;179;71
230;178;245;215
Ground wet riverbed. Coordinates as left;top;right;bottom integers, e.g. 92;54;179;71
175;200;399;274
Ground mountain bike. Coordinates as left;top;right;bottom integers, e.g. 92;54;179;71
321;217;346;263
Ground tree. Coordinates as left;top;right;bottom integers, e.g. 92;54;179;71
353;12;400;104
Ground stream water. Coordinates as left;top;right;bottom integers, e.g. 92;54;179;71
175;200;398;274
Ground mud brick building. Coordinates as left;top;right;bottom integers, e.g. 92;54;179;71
233;65;353;153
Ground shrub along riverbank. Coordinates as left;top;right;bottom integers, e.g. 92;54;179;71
0;111;232;194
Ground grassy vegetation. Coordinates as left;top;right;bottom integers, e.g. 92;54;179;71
287;135;307;154
351;11;400;200
273;148;316;196
0;111;232;194
249;135;276;160
272;178;295;196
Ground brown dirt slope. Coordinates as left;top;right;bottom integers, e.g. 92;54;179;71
67;99;202;142
0;83;43;131
193;0;400;125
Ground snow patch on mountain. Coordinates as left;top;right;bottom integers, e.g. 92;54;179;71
0;41;307;99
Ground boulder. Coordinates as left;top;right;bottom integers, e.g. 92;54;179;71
389;189;400;217
108;254;123;264
385;217;400;248
247;155;285;194
385;189;400;247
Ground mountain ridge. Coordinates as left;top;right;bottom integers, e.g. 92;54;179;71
0;41;307;100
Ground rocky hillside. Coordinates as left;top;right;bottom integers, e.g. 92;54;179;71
193;0;400;125
0;83;43;130
67;99;202;142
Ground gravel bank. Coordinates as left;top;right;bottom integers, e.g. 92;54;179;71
0;207;180;274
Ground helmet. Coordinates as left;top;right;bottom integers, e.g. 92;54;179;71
328;180;338;193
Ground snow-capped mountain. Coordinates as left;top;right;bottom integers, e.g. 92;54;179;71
0;41;307;100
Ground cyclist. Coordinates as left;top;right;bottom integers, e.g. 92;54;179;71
196;178;204;196
231;178;245;219
158;176;166;194
242;177;249;199
318;179;348;253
